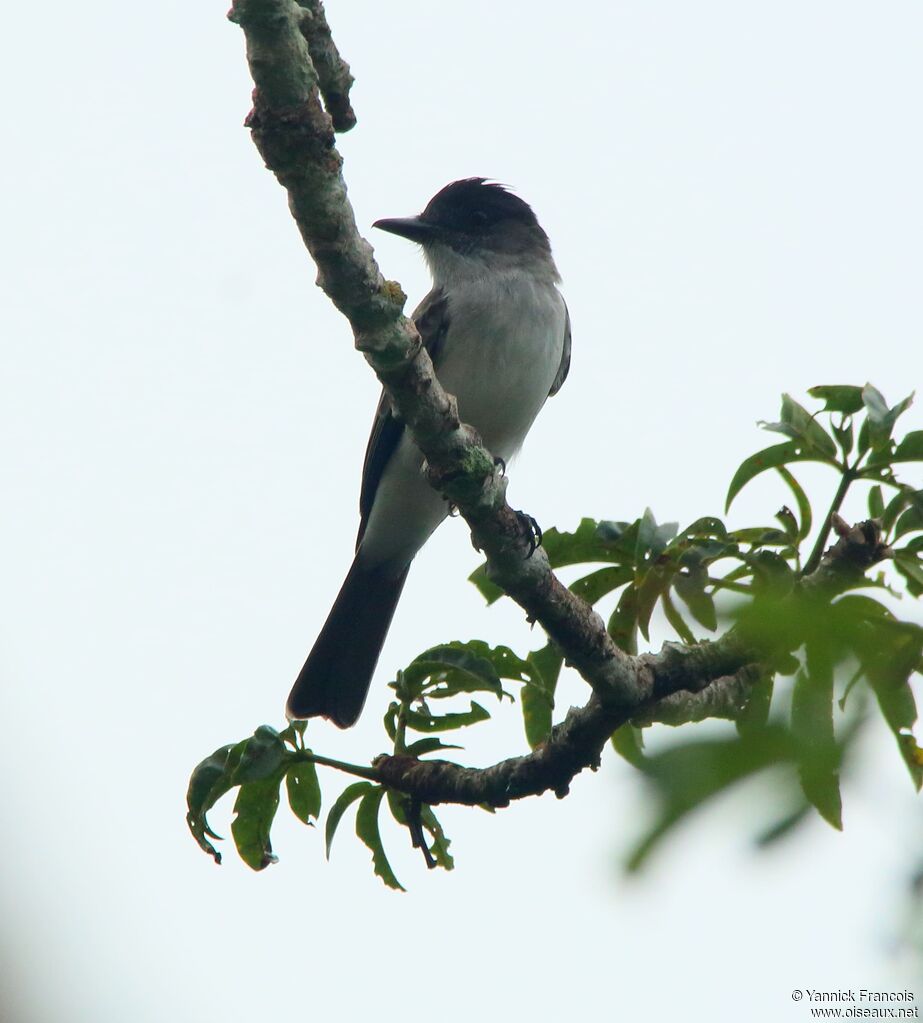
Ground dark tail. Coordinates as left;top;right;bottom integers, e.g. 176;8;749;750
285;556;409;728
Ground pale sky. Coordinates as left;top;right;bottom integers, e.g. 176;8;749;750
2;2;923;1021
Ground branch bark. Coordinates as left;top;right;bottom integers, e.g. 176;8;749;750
227;0;892;810
228;0;640;708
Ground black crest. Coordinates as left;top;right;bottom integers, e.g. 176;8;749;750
419;178;541;235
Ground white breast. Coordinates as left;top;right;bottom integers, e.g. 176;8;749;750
357;269;567;573
435;273;567;460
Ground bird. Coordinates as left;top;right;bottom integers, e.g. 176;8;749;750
286;178;571;727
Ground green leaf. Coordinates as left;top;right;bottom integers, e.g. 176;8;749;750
325;781;374;859
861;383;891;423
542;517;635;569
403;640;541;698
895;506;923;541
419;805;454;871
857;416;871;458
233;725;287;783
868;484;885;520
833;593;896;622
859;618;923;789
231;772;284;870
521;685;553;749
862;384;914;453
467;563;504;605
186;743;237;863
356;788;405;891
402;737;463;757
277;719;307;750
808;385;865;414
626;727;796;871
634;508;678;563
894;550;923;597
894;430;923;462
661;589;696;644
897;735;923;793
743;550;796;596
569;565;634;604
726;442;832;511
611;724;646;768
521;643;564;748
679;516;728;540
754;804;811;847
736;674;773;736
776;466;813;542
673;564;717;632
404;701;491;733
383;700;399;742
608;585;639;654
528;642;564;691
774;505;799;542
728;526;791;546
758;393;837;458
385;789;409;826
636;560;677;641
881;487;921;533
285;759;321;825
791;648;842;830
401;643;504;699
831;416;854;459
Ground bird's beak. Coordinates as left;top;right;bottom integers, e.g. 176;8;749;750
372;216;439;243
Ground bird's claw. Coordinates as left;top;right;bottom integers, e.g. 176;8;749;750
514;509;543;558
493;455;507;477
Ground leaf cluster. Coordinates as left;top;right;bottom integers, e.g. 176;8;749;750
187;384;923;885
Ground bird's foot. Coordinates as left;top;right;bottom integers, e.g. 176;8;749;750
493;455;507;477
513;509;543;558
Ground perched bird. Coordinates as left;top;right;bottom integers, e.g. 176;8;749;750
286;178;570;727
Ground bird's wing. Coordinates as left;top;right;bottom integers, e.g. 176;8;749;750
548;299;571;398
356;287;451;548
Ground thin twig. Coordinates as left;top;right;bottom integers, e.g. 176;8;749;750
802;470;855;575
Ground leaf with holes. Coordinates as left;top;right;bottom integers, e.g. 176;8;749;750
186;743;239;863
401;643;505;700
231;770;285;870
356;787;405;891
286;759;322;825
404;701;491;733
808;385;865;414
758;393;837;458
776;467;813;542
726;442;832;511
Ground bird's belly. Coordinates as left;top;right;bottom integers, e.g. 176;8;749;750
437;281;566;459
357;278;566;573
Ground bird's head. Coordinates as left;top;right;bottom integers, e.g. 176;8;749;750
373;178;558;283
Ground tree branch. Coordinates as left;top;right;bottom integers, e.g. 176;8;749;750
295;1;355;132
228;0;639;707
374;522;888;808
227;1;891;810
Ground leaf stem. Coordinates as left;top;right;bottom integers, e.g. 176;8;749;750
803;470;855;576
297;751;381;783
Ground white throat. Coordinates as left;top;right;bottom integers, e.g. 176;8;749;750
423;240;561;289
